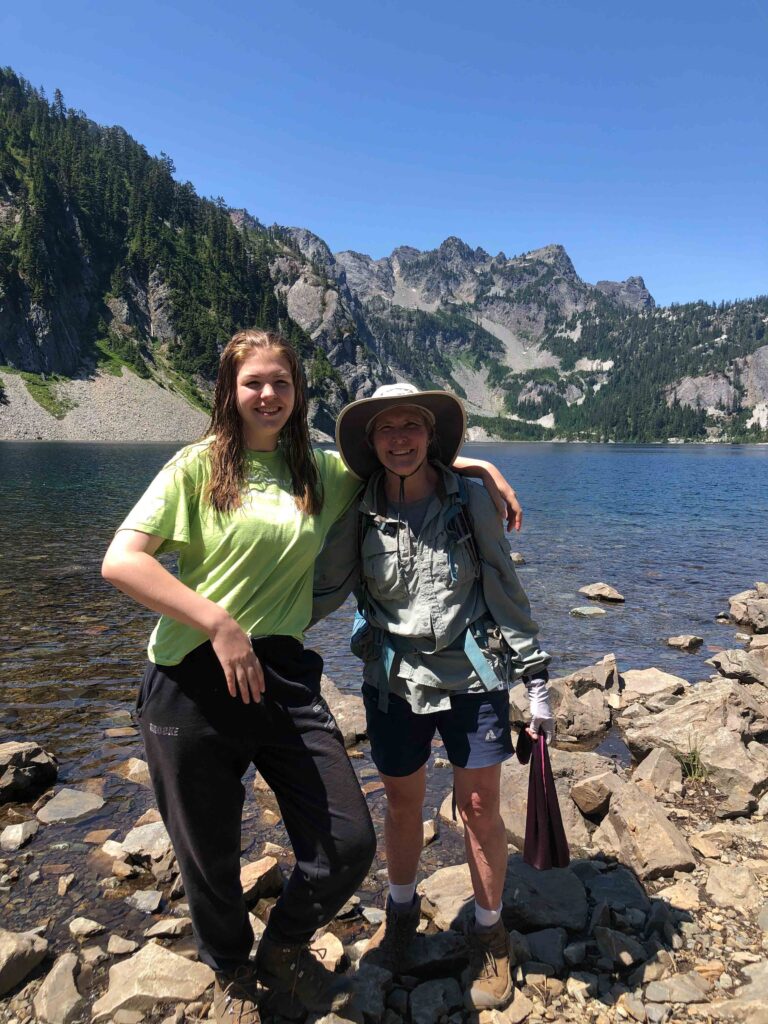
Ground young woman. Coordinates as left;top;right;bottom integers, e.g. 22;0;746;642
313;383;554;1012
102;331;521;1023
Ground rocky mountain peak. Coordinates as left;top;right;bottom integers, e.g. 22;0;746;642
524;244;578;278
594;276;656;311
282;227;335;272
228;208;263;233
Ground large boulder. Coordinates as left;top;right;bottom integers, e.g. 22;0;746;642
729;584;768;634
551;654;620;697
0;927;48;996
707;959;768;1021
622;679;768;795
91;942;213;1022
608;784;695;880
631;747;682;795
503;856;588;933
0;741;58;804
620;668;689;705
32;952;84;1024
707;648;768;687
548;681;611;741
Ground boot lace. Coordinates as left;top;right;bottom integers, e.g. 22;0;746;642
285;943;339;1003
217;965;261;1024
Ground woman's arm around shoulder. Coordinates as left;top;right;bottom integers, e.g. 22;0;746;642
453;455;522;531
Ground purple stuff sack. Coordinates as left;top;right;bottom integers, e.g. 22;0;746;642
520;730;570;870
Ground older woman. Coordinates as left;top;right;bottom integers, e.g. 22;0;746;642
313;383;553;1012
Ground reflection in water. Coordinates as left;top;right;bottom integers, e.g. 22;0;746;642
1;441;767;943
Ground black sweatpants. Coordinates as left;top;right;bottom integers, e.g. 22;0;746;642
137;636;376;973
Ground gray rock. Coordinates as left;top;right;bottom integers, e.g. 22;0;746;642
525;928;567;971
570;771;624;818
608;784;694;880
240;856;283;902
549;681;611;742
566;971;598;1003
125;889;163;914
578;582;625;602
32;952;84;1024
0;926;48;996
632;748;682;795
729;586;768;634
91;942;214;1021
143;917;192;938
622;678;768;795
107;935;140;956
0;819;39;851
68;917;105;940
409;977;463;1023
620;668;689;705
708;648;768;686
349;963;392;1021
593;926;647;967
705;862;757;909
707;959;768;1020
122;821;173;862
717;789;758;819
503;857;588;932
0;740;58;804
666;635;703;651
36;787;104;824
570;606;606;617
551;654;620;697
646;970;711;1003
418;864;474;930
583;866;650;912
109;758;151;787
400;930;468;978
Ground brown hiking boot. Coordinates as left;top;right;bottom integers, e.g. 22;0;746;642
463;919;514;1010
360;895;421;975
253;933;350;1013
213;964;261;1024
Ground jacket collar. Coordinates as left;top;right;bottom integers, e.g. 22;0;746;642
359;462;458;524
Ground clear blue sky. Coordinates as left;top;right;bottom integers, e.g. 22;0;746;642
3;0;766;305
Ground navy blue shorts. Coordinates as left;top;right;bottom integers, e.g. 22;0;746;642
362;684;513;777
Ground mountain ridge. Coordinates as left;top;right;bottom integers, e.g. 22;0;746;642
1;68;766;444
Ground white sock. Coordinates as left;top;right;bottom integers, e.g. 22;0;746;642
475;901;502;928
389;881;417;907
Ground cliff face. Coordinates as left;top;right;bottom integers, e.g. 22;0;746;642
0;185;93;375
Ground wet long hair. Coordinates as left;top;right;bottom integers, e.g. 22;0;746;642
204;330;323;515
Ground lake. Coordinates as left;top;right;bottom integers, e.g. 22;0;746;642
0;441;766;939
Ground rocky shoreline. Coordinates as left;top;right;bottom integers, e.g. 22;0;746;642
1;586;768;1024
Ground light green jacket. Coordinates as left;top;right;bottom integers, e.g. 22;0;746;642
312;465;549;713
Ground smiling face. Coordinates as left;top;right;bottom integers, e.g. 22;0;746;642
369;404;433;477
235;348;296;450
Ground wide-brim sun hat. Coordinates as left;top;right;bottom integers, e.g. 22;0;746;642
335;383;467;480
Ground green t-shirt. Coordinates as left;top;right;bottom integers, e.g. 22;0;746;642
119;440;362;665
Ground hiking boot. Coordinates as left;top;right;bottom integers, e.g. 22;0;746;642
463;919;514;1010
253;933;350;1013
360;894;421;975
213;963;261;1024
